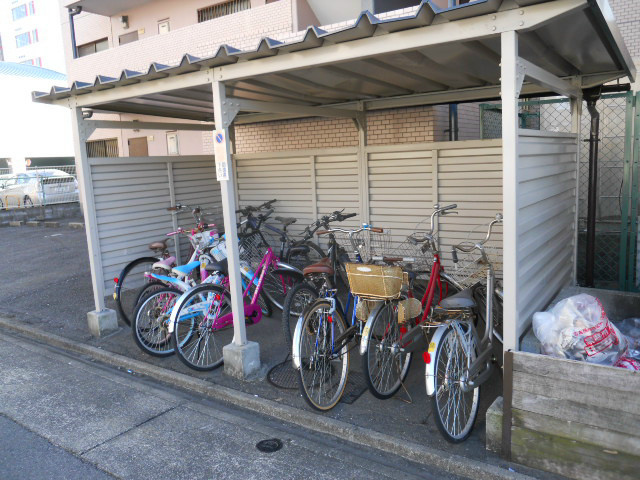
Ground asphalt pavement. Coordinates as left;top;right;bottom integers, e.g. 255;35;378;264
0;331;464;480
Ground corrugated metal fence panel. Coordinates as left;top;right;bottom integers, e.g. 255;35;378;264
366;145;434;251
90;155;221;291
516;131;578;337
315;151;361;222
438;142;504;270
91;159;173;290
173;158;222;263
235;154;315;246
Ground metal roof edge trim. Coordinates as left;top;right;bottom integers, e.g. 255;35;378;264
585;0;636;81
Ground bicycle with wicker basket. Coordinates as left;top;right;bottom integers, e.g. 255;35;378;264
424;213;503;443
291;223;388;411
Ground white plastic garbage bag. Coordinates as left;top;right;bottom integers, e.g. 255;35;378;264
616;317;640;360
533;294;628;365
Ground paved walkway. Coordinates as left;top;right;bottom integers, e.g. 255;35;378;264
0;332;463;480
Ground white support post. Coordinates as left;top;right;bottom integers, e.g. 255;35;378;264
501;31;522;353
70;105;118;336
356;103;370;223
167;161;181;261
212;81;261;379
570;80;583;284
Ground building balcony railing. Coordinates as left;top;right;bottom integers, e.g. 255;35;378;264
68;0;294;83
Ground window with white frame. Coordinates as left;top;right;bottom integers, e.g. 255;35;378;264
158;19;170;34
166;132;179;155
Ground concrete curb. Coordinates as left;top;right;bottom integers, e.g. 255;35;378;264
0;317;532;480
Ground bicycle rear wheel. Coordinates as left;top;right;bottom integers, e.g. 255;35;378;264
115;256;164;326
362;301;412;399
430;325;480;443
132;287;182;357
172;284;233;371
297;299;350;411
262;269;301;311
286;241;325;272
281;281;319;353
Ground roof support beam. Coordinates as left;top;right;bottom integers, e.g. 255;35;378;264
519;57;581;98
85;120;215;131
233;98;358;118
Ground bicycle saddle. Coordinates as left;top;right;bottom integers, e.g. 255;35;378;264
149;239;168;251
439;288;476;309
302;257;333;276
275;216;297;226
205;258;228;274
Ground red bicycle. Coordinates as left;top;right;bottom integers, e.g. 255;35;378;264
359;204;460;399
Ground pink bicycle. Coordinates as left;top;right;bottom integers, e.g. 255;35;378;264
167;232;301;370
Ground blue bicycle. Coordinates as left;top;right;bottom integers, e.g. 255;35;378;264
291;224;385;411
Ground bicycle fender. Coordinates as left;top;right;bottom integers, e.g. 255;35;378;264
149;273;190;292
292;314;305;370
425;324;449;397
167;289;192;334
358;301;386;356
275;261;303;276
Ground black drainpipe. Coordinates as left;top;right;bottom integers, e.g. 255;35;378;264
448;103;459;141
68;6;83;59
584;86;602;288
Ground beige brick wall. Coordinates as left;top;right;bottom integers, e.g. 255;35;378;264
228;104;483;154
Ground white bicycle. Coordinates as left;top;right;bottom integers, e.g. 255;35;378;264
424;213;503;443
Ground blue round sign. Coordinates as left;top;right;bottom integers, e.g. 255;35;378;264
215;133;224;144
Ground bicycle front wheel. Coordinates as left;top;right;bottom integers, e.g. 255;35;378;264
362;301;412;399
297;299;350;411
172;284;233;371
430;325;480;443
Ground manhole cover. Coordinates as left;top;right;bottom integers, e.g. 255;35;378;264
256;438;283;453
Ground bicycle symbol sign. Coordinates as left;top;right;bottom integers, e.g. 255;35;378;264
215;133;224;144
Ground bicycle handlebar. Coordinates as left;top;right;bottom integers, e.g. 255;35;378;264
452;213;503;256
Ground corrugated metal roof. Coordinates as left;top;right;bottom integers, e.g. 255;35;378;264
0;62;66;81
32;0;635;121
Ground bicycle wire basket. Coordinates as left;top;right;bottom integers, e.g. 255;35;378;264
238;232;269;269
445;245;502;290
331;228;392;263
392;235;435;273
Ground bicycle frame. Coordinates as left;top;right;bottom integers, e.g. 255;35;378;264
168;246;281;334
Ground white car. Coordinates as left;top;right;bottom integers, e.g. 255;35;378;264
0;169;79;208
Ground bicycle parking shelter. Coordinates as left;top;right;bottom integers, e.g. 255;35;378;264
33;0;636;473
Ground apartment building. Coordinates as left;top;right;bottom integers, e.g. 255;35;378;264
0;0;66;71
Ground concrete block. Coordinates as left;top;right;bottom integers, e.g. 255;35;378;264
9;221;23;227
223;341;261;380
87;309;118;337
26;221;41;227
44;221;60;228
485;396;503;454
68;222;85;229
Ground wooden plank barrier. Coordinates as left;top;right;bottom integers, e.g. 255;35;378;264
509;351;640;480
